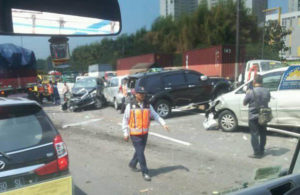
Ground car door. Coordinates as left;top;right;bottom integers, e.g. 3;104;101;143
110;77;119;99
184;72;208;103
162;73;189;106
240;71;283;124
275;89;300;127
104;80;112;102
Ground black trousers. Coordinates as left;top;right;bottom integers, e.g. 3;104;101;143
249;118;266;155
129;134;148;174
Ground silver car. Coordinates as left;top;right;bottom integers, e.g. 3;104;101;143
103;76;127;110
214;67;300;132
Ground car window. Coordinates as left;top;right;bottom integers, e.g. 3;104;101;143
74;77;97;88
128;77;138;89
260;62;284;71
262;72;284;92
110;78;118;87
186;73;200;84
145;75;162;93
0;105;56;153
163;73;185;87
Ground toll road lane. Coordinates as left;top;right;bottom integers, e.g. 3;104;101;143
44;105;297;195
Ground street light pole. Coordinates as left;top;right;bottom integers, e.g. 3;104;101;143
262;20;265;58
235;0;240;86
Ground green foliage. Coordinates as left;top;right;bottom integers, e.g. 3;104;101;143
36;57;53;74
264;20;291;55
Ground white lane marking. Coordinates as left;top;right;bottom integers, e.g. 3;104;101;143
149;132;191;146
62;118;103;129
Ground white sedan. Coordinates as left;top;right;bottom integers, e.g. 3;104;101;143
214;67;300;132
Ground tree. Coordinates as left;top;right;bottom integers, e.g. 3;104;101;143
264;20;291;58
36;59;48;74
146;16;178;53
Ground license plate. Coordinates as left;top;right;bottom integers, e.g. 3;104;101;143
0;177;25;192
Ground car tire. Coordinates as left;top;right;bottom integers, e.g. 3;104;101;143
95;97;103;109
114;98;119;110
155;100;171;119
218;110;238;132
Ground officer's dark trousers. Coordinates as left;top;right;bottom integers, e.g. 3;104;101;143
130;134;148;174
249;118;266;155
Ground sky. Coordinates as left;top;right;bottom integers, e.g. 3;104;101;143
0;0;289;59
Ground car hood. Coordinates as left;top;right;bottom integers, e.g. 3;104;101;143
72;87;95;96
213;90;238;111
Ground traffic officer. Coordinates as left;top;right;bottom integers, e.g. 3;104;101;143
122;86;169;181
47;81;54;102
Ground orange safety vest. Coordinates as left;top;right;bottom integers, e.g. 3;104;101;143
47;84;53;94
128;103;151;136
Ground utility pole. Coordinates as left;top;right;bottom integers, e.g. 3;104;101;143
234;0;240;86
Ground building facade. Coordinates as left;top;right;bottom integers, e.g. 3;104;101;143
266;11;300;58
205;0;268;26
160;0;198;20
160;0;267;26
289;0;300;12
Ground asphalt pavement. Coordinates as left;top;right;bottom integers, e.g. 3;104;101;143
44;104;298;195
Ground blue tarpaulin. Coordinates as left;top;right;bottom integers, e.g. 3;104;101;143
0;43;36;69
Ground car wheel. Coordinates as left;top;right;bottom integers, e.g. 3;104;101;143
155;100;171;118
114;98;119;110
218;110;238;132
95;98;103;109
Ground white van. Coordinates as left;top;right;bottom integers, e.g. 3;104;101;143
103;76;128;110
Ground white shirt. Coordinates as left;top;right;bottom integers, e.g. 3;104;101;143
62;85;70;94
122;103;166;137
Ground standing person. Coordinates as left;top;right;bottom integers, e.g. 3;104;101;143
244;74;270;158
47;81;54;103
122;86;169;181
37;81;45;104
53;81;60;105
62;82;70;102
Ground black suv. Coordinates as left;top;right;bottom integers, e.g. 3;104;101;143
128;69;231;118
0;98;70;193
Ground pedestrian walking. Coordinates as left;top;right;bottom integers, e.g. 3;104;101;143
122;86;169;181
62;82;70;102
243;75;270;158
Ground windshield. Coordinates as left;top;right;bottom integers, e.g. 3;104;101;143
0;104;56;153
73;77;97;88
260;62;285;71
1;0;300;194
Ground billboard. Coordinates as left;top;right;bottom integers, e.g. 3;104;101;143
279;65;300;90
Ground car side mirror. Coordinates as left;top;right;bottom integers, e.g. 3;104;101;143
200;75;208;81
